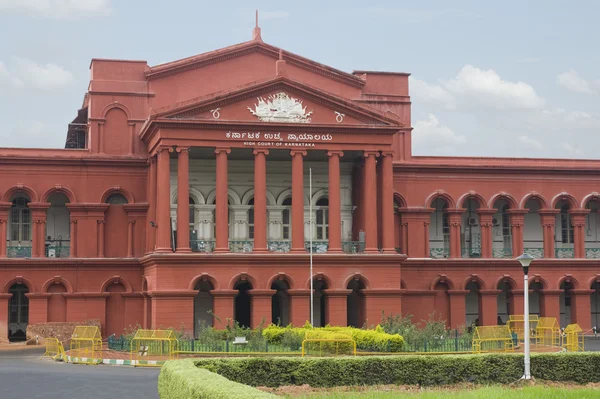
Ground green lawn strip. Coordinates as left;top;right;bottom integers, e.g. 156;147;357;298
289;386;600;399
193;352;600;387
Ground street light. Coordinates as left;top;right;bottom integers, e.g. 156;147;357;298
516;253;534;380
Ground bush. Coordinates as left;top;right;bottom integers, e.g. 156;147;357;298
194;353;600;388
158;358;279;399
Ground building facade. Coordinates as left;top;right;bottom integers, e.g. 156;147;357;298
1;27;599;341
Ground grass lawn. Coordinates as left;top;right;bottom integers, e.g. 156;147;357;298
278;385;600;398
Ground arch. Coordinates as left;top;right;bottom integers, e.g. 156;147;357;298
495;275;518;290
100;276;133;293
228;273;257;290
266;273;296;290
488;192;518;209
519;192;549;209
461;274;487;290
588;275;600;289
40;186;76;203
551;192;579;209
41;276;74;293
424;190;456;208
581;192;600;209
310;188;329;206
101;101;132;120
343;273;371;290
172;187;206;205
3;277;35;294
305;273;333;290
393;192;407;208
189;273;220;291
529;274;549;290
100;187;135;204
430;275;455;291
206;188;241;206
2;185;38;203
241;189;276;206
276;188;310;206
457;191;486;208
557;275;580;290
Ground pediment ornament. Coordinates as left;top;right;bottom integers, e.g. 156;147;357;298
247;92;313;123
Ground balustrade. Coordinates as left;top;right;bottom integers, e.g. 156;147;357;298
190;240;215;253
430;248;450;259
586;248;600;259
45;243;70;258
7;245;32;258
523;247;544;258
341;241;365;254
462;246;482;259
492;247;512;259
555;248;575;259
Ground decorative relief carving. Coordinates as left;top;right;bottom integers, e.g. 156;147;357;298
210;108;220;119
334;111;345;123
247;92;313;123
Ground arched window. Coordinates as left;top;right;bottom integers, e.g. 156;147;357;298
282;197;291;240
189;196;196;225
106;193;128;205
10;197;31;242
248;198;254;239
316;197;329;240
501;205;511;237
560;204;574;244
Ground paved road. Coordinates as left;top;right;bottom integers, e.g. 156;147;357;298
0;347;160;399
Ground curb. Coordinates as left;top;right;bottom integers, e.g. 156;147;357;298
65;355;164;366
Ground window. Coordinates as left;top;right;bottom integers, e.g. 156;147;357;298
282;197;291;240
248;198;254;239
10;197;31;242
316;197;329;240
502;205;511;237
560;205;574;244
106;193;128;205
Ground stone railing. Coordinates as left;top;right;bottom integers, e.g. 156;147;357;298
555;248;574;259
492;248;512;259
190;240;215;253
430;248;450;259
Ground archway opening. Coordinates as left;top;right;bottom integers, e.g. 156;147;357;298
347;278;366;328
585;200;600;257
465;281;482;326
523;199;543;258
234;280;252;328
312;278;328;327
497;281;513;324
592;282;600;329
492;199;512;258
429;198;449;258
560;281;575;327
529;281;543;316
105;282;126;336
461;198;481;258
434;281;451;327
271;279;290;326
194;280;214;337
555;200;574;258
8;283;29;342
47;282;67;323
8;196;32;258
143;279;152;329
46;192;71;258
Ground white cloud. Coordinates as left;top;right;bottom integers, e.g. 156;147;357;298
260;10;290;20
0;57;74;91
517;135;543;151
0;0;111;19
561;142;584;157
412;114;466;154
410;65;545;112
409;77;455;109
444;65;545;110
557;70;596;95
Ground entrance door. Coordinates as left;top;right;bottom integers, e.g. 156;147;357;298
9;284;29;342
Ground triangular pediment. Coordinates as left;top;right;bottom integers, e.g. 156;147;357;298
155;77;403;127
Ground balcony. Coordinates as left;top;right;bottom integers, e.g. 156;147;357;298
7;245;32;258
305;241;328;253
190;240;215;253
267;241;291;253
462;246;482;259
586;248;600;259
492;247;512;259
555;248;574;259
45;244;70;258
188;240;366;254
229;240;254;253
523;247;543;258
341;241;365;254
430;248;449;259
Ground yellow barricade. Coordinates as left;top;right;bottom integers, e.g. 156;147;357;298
535;317;561;347
69;326;103;365
507;314;539;341
41;338;66;360
130;329;178;366
472;325;514;354
563;323;584;352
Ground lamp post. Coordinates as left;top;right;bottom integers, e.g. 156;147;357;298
516;253;534;380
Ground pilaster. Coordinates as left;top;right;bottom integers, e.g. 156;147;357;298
176;147;192;253
363;151;379;252
540;210;559;258
290;150;306;252
447;209;465;259
327;150;343;252
477;208;496;258
507;209;528;257
249;289;275;328
569;210;589;259
214;147;231;252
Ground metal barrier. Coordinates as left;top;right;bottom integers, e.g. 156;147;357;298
535;317;561;346
301;339;356;357
130;329;178;366
563;324;584;352
69;326;103;364
472;325;514;354
41;338;66;360
507;314;539;341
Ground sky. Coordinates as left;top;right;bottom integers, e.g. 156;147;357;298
0;0;598;159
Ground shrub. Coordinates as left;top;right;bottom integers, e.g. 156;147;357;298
158;358;279;399
194;353;600;388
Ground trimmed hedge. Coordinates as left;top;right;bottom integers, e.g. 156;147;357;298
195;353;600;388
158;359;279;399
261;324;405;352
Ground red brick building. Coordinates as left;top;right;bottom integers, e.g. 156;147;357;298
2;27;599;341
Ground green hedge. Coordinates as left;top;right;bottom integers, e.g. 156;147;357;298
261;324;404;352
158;359;279;399
194;353;600;388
